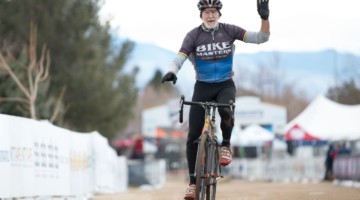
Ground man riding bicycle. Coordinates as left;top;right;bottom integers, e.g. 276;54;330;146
162;0;270;199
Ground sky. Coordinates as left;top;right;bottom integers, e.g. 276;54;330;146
100;0;360;55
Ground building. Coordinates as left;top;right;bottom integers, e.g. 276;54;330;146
142;96;286;138
142;98;188;138
234;96;287;134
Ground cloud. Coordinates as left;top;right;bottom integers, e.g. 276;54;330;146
101;0;360;55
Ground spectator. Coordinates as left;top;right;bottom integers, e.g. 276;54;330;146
324;143;338;181
338;142;351;156
131;136;144;159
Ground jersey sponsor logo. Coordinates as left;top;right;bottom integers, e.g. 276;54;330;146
196;41;232;57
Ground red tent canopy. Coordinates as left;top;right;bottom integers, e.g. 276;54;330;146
285;124;320;141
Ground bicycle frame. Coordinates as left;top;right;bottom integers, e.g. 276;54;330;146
204;104;216;139
179;95;234;200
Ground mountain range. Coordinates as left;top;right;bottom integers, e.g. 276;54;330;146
122;40;360;99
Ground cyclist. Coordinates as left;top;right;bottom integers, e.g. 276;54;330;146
162;0;270;199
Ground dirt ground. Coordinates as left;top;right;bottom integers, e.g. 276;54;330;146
91;173;360;200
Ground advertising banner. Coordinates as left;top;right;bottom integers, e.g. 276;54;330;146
91;132;119;193
70;132;93;196
0;114;129;198
33;121;71;196
0;114;11;198
0;116;71;197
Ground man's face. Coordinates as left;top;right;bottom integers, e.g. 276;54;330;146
201;8;220;29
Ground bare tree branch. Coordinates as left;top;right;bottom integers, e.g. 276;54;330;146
0;22;57;121
0;53;31;98
50;86;66;123
28;22;37;95
38;45;50;82
0;96;29;104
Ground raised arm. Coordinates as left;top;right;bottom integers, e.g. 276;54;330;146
243;0;270;44
258;0;270;34
260;19;270;34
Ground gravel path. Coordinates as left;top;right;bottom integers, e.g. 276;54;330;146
91;175;360;200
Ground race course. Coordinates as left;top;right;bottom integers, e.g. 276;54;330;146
92;175;360;200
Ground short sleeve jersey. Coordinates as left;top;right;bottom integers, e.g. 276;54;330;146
179;23;247;83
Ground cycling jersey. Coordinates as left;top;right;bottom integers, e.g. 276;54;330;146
169;23;269;83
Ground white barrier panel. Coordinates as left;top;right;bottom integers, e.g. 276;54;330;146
32;121;71;196
0;114;129;198
227;159;265;180
227;157;325;182
0;115;71;198
69;132;93;197
334;155;360;181
127;159;166;188
265;157;325;181
92;132;122;194
116;156;128;192
144;159;166;188
0;114;12;198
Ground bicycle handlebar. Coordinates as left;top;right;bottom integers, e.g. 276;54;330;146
179;95;184;123
179;95;235;123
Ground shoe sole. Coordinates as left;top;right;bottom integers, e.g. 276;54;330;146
220;159;231;166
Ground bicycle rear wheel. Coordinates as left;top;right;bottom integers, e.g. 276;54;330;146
195;133;208;200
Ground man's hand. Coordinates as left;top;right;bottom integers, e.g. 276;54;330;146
161;72;177;84
257;0;269;20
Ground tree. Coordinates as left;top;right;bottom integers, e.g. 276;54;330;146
234;53;310;122
0;23;65;122
142;69;180;108
121;69;180;138
281;83;309;122
0;0;137;139
327;79;360;105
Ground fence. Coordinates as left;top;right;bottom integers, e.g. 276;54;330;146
226;156;325;182
128;159;166;187
334;155;360;181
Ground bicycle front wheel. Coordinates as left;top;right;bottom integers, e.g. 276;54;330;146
206;143;219;200
195;133;208;200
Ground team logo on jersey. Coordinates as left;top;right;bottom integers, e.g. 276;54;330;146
196;41;232;57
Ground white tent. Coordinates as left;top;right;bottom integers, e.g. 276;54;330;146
284;95;360;141
272;138;287;150
231;124;274;146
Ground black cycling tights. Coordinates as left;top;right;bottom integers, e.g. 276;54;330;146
186;79;235;184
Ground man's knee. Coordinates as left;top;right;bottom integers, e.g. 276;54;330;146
219;108;234;127
219;107;231;119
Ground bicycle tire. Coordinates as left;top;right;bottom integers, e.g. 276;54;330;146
195;133;208;200
206;144;219;200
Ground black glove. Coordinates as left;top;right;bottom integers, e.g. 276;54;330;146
161;72;177;84
257;0;269;20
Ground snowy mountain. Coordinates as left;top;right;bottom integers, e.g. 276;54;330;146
122;41;360;99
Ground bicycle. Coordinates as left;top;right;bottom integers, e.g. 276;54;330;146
179;95;235;200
